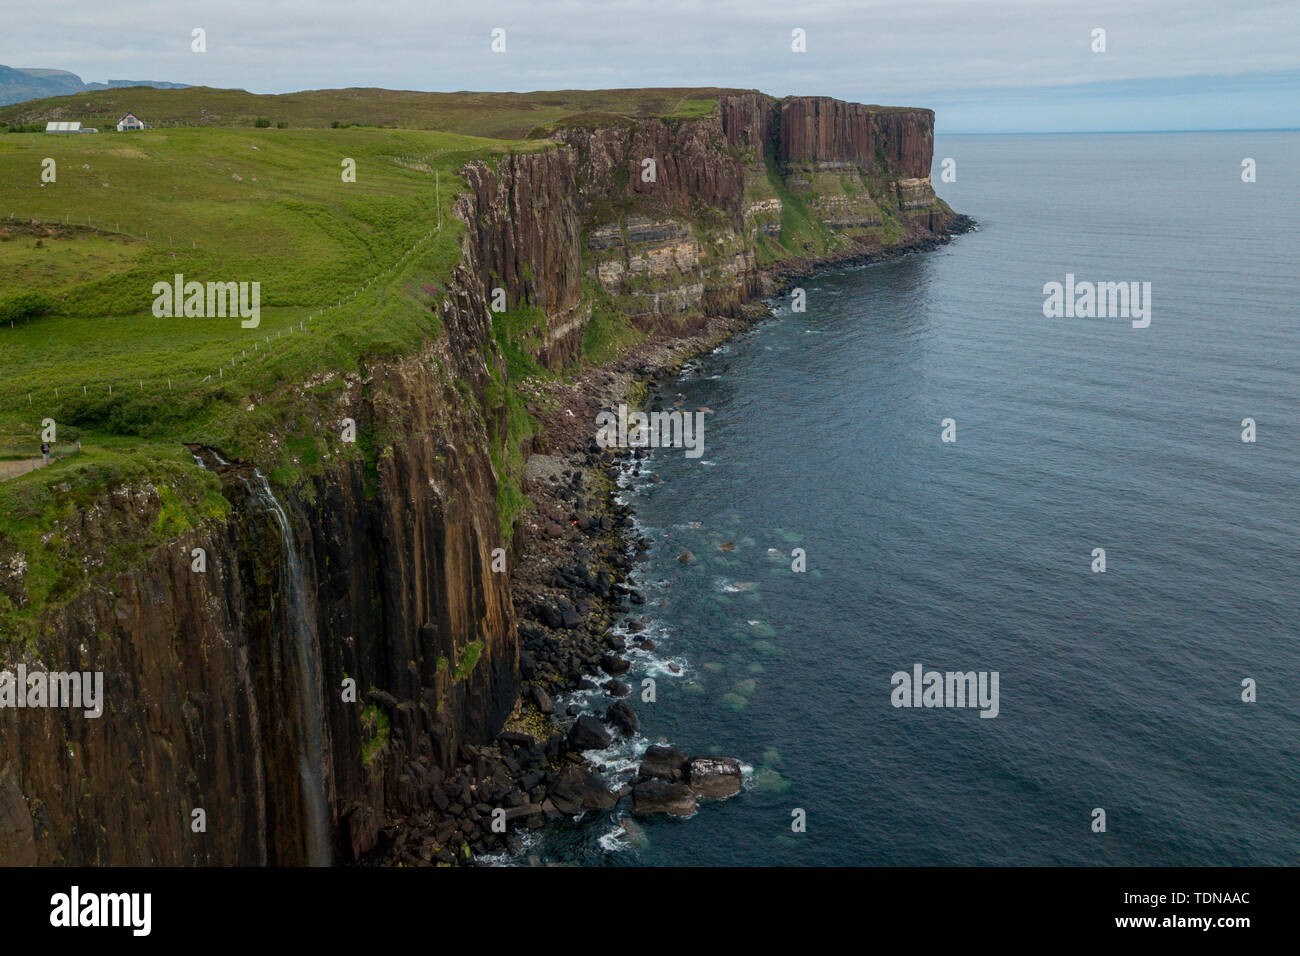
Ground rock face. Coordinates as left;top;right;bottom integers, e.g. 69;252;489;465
777;97;935;179
0;90;964;866
557;117;745;224
548;93;957;341
461;151;589;369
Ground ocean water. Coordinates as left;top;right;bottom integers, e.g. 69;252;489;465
537;132;1300;866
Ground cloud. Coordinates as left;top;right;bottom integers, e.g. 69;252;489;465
6;0;1298;129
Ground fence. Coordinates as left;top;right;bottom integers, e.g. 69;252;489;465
4;219;446;419
4;211;199;250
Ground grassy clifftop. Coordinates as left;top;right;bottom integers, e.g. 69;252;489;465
0;86;737;139
0;126;526;447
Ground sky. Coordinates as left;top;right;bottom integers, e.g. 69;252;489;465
7;0;1299;132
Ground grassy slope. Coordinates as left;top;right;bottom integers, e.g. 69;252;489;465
0;86;739;139
0;127;527;444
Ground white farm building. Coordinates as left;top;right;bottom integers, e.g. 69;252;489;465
116;112;146;131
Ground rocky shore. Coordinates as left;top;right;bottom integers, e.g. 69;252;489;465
362;218;975;866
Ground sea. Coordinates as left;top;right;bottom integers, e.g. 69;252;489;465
524;131;1300;866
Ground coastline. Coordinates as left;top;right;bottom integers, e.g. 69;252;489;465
364;214;977;865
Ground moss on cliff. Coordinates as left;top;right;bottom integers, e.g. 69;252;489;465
483;346;540;544
580;280;645;364
360;704;390;767
0;437;229;645
758;152;845;261
452;640;484;681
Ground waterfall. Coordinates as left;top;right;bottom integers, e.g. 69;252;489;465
240;470;333;866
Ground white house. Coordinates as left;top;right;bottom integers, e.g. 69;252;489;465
45;121;82;133
116;112;145;132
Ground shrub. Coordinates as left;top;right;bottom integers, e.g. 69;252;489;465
0;291;53;325
254;117;271;128
275;121;288;129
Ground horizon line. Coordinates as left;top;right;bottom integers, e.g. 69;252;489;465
938;127;1300;135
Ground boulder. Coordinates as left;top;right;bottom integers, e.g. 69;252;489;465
632;779;697;817
526;684;553;714
502;804;543;823
536;603;563;629
638;745;687;782
566;714;612;751
606;700;639;735
548;764;618;815
600;653;630;676
686;756;743;799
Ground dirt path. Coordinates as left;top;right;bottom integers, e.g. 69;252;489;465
0;458;45;480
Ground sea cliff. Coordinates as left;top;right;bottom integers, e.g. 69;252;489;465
0;92;970;865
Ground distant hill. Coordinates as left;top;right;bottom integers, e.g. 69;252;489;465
0;84;735;138
0;64;188;106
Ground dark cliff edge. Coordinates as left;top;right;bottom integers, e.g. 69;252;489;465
0;92;971;865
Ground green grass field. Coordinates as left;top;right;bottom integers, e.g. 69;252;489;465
0;125;534;446
0;86;734;139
